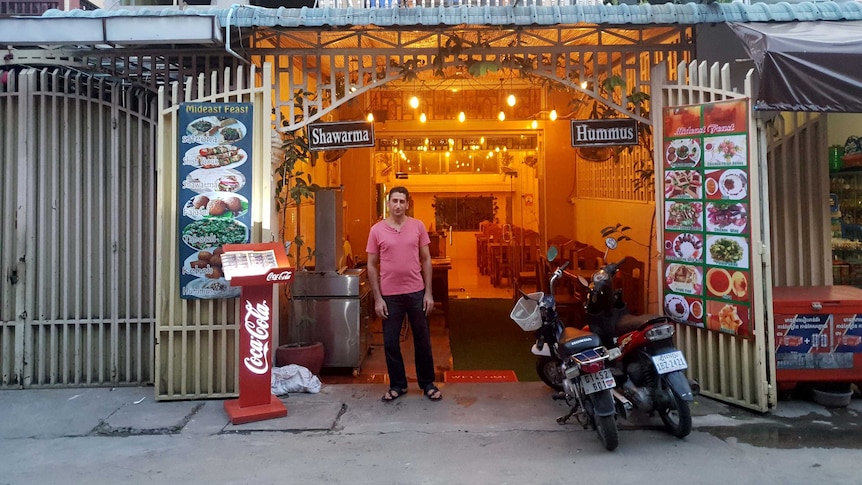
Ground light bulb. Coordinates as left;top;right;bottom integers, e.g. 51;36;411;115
409;96;419;109
498;111;506;121
531;120;538;129
420;113;427;123
580;81;588;89
507;94;516;107
458;111;466;123
550;109;558;121
366;112;374;122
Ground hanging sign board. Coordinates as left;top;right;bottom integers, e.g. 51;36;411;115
659;99;752;338
308;120;375;151
177;102;254;300
571;118;639;147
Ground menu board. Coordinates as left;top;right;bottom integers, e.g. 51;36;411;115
661;99;752;337
177;103;253;299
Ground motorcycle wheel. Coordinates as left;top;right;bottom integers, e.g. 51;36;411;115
595;414;619;451
658;388;692;438
535;356;563;392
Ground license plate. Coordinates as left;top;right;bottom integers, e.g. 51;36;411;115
652;351;688;374
580;368;616;395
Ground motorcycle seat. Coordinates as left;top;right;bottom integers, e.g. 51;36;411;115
617;313;670;334
558;326;602;357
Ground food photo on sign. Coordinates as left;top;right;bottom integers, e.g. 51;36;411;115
664;231;704;263
706;201;748;234
705;300;750;337
664;201;703;230
664;170;703;199
703;134;747;167
705;267;749;301
664;263;703;295
664;293;705;327
704;169;748;201
663;138;702;169
705;234;749;269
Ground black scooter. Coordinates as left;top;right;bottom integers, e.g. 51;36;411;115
511;246;620;451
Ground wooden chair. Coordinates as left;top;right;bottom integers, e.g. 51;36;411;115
615;257;646;315
573;245;605;270
514;230;540;290
538;256;586;327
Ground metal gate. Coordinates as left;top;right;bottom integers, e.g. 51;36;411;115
652;61;777;412
0;68;157;388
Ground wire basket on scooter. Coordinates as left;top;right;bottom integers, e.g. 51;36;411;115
510;292;544;331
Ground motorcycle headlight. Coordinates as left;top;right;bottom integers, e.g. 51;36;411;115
645;324;675;341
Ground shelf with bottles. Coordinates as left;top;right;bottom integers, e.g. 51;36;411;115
831;170;862;227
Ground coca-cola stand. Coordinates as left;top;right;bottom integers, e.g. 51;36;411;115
220;242;294;425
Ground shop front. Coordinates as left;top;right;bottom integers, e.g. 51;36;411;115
6;3;862;412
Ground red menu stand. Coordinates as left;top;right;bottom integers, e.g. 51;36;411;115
220;242;294;425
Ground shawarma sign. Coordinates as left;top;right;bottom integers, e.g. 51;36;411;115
571;118;639;147
308;120;375;151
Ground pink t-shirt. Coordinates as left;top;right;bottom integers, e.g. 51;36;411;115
366;217;430;296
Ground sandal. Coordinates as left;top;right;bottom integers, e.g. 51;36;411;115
381;388;407;402
423;384;442;401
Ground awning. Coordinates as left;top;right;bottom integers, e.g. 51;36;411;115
729;21;862;113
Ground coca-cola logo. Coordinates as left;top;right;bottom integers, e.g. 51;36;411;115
243;299;271;375
266;270;293;282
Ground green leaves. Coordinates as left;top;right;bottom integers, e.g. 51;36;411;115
467;60;500;78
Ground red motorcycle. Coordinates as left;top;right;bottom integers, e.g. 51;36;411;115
578;238;696;438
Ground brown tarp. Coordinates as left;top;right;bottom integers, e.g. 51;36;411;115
729;21;862;113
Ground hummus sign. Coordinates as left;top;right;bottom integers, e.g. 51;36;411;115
570;118;639;147
309;120;375;151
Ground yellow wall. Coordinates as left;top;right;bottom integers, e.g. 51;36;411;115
575;198;659;312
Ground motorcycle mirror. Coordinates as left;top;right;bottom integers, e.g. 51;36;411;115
547;245;559;262
577;275;589;287
604;237;618;250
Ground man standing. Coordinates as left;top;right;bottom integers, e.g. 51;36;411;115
366;186;442;402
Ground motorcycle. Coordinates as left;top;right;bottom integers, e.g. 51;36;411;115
578;237;696;438
511;246;620;451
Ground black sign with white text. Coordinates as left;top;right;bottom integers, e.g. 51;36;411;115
571;118;639;147
308;120;375;151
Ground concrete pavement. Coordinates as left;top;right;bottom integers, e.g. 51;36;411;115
1;383;860;484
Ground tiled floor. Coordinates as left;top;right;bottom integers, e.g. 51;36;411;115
320;253;532;386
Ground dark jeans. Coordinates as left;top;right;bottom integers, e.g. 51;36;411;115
382;290;435;390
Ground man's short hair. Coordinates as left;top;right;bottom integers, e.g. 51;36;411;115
389;186;409;200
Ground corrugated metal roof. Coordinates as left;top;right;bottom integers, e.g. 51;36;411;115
40;2;862;28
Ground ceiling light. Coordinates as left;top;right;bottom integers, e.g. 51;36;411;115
550;109;558;121
507;94;516;107
420;113;427;123
458;111;466;123
366;112;374;122
531;120;538;129
580;81;588;89
409;95;419;109
498;111;506;121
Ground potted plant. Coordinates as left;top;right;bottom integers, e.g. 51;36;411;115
273;91;323;374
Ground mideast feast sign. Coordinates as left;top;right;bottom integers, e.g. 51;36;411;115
308;120;375;151
571;118;639;147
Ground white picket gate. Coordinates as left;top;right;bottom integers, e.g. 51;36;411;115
652;61;777;412
154;63;273;401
